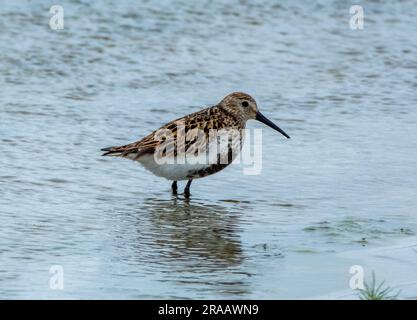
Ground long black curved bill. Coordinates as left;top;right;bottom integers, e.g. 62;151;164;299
256;111;290;139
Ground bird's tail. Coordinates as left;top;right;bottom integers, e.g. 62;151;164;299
101;146;125;156
101;141;143;158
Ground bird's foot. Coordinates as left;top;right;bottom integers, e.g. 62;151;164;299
171;181;178;195
184;179;192;198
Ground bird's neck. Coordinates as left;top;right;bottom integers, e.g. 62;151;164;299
218;104;247;126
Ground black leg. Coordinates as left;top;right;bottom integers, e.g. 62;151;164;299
171;181;178;194
184;179;192;197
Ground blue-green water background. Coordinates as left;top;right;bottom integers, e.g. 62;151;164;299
1;0;417;298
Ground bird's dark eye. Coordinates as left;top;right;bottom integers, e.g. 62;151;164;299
242;101;249;107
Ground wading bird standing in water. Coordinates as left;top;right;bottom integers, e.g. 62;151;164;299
101;92;290;197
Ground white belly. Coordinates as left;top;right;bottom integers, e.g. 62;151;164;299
135;154;210;181
130;134;244;180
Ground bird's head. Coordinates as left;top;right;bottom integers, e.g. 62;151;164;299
219;92;290;139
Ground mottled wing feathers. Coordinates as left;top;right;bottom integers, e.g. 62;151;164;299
101;104;243;159
177;104;242;133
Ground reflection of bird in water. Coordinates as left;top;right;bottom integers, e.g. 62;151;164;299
108;198;254;297
139;198;244;269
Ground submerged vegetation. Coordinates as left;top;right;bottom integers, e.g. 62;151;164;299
357;271;400;300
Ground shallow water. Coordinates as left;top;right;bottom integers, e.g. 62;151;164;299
1;0;417;299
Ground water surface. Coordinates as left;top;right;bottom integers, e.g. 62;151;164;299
1;0;417;299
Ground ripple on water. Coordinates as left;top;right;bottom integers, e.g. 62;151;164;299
1;0;417;299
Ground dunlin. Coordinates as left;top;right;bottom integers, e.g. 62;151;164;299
101;92;290;196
